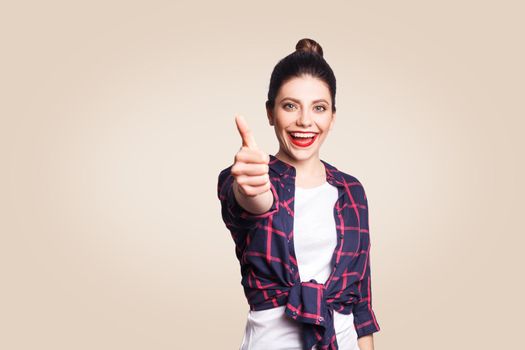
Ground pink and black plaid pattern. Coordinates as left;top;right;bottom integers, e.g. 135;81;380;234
217;154;380;350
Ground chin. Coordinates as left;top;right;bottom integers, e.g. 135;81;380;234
289;149;318;160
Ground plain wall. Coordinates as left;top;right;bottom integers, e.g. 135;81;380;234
1;0;523;349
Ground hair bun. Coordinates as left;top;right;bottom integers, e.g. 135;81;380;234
295;38;324;57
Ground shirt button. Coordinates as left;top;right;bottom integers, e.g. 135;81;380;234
287;188;290;192
339;234;344;239
318;316;324;322
292;311;297;316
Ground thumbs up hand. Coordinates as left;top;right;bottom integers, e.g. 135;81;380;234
231;114;271;198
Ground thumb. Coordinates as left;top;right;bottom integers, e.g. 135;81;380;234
235;114;258;149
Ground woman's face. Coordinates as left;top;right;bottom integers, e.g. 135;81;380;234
267;75;336;162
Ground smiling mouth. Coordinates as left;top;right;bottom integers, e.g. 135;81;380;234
287;132;318;147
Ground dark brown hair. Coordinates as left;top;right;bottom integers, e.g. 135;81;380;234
265;38;337;113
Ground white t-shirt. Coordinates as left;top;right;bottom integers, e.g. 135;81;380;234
239;181;360;350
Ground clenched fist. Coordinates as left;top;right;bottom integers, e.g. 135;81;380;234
231;115;271;198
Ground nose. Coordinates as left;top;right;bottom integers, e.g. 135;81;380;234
297;109;313;127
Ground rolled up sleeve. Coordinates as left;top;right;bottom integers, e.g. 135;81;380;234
352;183;381;338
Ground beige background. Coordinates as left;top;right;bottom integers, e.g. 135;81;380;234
1;1;523;349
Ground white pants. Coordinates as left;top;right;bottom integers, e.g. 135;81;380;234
239;306;360;350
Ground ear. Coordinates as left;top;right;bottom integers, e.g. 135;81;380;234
329;112;336;131
266;103;274;126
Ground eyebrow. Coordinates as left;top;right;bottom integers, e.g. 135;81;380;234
280;97;330;105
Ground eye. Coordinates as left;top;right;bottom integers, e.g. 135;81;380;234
315;105;327;112
283;103;296;110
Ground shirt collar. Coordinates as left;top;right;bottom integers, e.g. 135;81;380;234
268;154;346;187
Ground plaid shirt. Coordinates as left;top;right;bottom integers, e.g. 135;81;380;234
217;154;380;350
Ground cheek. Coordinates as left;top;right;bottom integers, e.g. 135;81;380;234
315;117;332;130
275;115;294;129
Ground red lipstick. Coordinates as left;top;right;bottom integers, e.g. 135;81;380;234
288;132;318;148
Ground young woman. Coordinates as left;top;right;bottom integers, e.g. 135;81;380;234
217;38;380;350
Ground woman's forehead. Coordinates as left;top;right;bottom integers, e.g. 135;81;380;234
277;76;331;102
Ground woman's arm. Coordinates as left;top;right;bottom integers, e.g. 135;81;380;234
233;177;273;215
357;334;374;350
230;114;274;216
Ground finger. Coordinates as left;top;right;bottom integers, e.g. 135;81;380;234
235;148;269;164
235;114;258;149
237;182;272;197
235;173;270;187
231;162;269;177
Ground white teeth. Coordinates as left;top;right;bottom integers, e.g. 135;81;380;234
290;132;316;138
